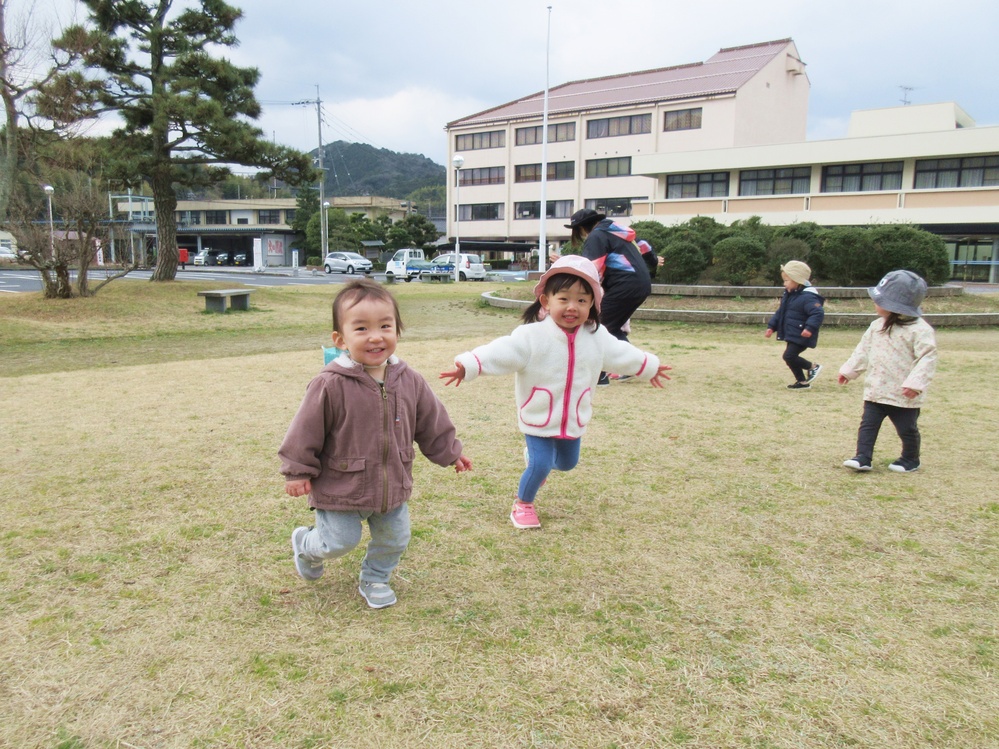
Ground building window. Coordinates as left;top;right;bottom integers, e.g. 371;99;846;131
821;162;903;192
177;210;201;225
739;167;811;196
664;108;702;132
455;130;505;151
457;203;505;221
514;161;575;182
458;167;505;186
914;155;999;189
515;122;576;145
514;200;574;219
584;198;644;217
666;172;729;199
204;210;228;224
586;157;632;178
587;114;651;139
258;210;281;224
285;209;296;223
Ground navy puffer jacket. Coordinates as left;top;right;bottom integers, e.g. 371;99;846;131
767;286;825;348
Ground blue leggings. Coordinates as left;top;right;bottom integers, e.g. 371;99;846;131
519;435;581;503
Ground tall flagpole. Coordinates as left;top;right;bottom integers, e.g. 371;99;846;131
538;5;552;273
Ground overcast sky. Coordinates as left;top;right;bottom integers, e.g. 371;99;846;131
29;0;999;167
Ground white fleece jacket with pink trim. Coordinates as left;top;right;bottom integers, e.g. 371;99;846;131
453;316;660;439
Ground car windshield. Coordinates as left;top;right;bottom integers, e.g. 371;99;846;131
467;255;481;264
345;253;365;260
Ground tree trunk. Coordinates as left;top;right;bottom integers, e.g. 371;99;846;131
0;2;18;224
149;168;178;281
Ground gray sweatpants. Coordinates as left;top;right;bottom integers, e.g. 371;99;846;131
299;503;410;584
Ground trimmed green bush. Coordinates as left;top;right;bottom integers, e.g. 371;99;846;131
765;237;811;285
712;235;767;285
660;240;709;284
307;256;321;267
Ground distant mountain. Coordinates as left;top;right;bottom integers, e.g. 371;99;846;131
312;141;445;199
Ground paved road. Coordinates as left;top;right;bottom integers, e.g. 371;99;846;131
0;266;529;294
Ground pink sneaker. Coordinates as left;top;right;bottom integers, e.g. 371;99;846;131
510;500;541;529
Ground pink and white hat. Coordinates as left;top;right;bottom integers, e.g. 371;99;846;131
533;255;603;312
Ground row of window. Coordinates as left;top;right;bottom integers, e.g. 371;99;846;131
177;209;294;225
456;108;704;151
669;156;999;199
459;196;646;221
458;158;629;187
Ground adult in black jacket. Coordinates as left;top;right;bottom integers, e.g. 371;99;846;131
567;209;652;385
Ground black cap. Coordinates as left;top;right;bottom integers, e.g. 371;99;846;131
564;208;605;229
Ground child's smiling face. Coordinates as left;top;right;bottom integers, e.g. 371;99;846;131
540;280;594;331
332;297;399;375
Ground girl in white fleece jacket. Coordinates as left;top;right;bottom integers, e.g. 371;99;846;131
440;255;671;529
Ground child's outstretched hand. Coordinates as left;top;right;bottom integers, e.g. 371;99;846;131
650;364;672;388
801;329;812;338
837;374;849;385
453;455;473;473
902;387;921;399
764;329;774;338
285;479;311;497
439;362;466;387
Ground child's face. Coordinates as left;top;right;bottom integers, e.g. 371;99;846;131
874;303;890;318
781;273;799;291
331;297;399;371
540;280;594;331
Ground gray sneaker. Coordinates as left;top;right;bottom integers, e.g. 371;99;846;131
291;526;324;581
358;581;397;609
807;363;823;382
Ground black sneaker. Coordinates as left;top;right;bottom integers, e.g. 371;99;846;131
843;457;872;472
807;363;823;382
787;382;810;390
888;459;920;473
597;373;611;387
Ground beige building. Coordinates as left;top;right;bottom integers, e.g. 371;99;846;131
632;102;999;282
116;196;412;265
446;38;998;281
445;39;809;254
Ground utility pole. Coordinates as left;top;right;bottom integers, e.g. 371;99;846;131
293;87;328;259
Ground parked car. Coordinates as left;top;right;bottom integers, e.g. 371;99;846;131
211;251;231;266
193;250;209;266
0;247;18;262
431;252;487;281
233;253;248;266
323;251;372;275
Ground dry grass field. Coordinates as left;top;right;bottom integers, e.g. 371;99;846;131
1;279;997;748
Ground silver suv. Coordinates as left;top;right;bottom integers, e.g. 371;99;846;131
431;252;487;281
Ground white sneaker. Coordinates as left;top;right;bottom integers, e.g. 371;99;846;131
291;527;324;581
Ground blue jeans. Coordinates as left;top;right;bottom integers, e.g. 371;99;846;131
299;503;410;584
519;435;581;503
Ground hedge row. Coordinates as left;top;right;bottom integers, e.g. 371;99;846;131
630;217;951;286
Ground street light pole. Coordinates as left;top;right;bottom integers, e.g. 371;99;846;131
452;154;464;283
43;185;55;260
322;201;330;256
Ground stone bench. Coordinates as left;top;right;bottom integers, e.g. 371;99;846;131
197;288;255;313
423;270;454;283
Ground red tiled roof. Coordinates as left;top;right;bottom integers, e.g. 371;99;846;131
448;39;795;128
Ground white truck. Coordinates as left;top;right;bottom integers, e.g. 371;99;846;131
384;247;428;282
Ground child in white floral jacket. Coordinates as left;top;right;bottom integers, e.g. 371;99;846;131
838;270;937;473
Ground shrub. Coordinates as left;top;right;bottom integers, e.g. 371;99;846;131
307;256;321;267
660;240;708;283
712;235;767;285
867;225;950;285
765;237;811;285
811;227;878;286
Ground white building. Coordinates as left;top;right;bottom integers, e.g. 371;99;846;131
445;39;809;254
446;39;999;281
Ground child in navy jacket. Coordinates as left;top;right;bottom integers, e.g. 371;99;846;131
765;260;825;390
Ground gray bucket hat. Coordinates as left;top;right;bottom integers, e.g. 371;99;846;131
868;270;927;317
